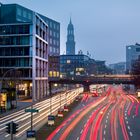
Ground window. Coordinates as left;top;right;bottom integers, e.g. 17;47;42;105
50;46;52;52
57;33;59;38
17;8;22;16
23;10;26;17
136;48;140;52
57;25;59;30
53;40;56;45
50;22;52;28
50;38;52;44
50;30;52;36
53;23;56;29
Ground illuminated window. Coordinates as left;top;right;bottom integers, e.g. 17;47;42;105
53;71;57;77
49;71;53;77
57;72;59;77
67;60;71;64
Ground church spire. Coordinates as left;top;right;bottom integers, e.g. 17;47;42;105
66;18;75;55
70;17;72;24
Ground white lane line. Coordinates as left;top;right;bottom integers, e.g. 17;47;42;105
126;121;128;124
103;138;106;140
125;113;127;116
104;130;106;135
128;126;130;130
106;120;108;123
105;124;107;128
77;137;79;140
132;115;135;119
129;132;133;136
125;117;127;120
80;129;83;134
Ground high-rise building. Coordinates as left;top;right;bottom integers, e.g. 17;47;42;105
126;43;140;73
66;18;75;55
0;3;60;101
39;15;60;80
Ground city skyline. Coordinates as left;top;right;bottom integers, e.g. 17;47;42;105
1;0;140;64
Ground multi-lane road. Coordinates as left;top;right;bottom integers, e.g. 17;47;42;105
47;86;140;140
0;88;83;140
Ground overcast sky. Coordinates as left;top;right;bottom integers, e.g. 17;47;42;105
1;0;140;64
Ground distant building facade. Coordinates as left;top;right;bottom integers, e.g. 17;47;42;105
0;3;59;101
60;54;94;78
60;54;111;79
66;19;75;55
126;43;140;73
109;62;126;74
95;60;112;74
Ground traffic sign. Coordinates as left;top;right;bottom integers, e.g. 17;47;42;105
25;109;39;113
27;130;36;140
48;115;55;120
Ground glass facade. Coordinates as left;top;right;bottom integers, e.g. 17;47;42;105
0;25;30;35
0;36;29;45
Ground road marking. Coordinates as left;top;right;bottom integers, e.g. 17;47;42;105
105;124;107;128
5;134;9;138
77;137;79;140
128;126;130;130
130;132;133;136
106;116;108;119
125;113;127;116
56;128;60;133
126;121;128;124
103;138;106;140
104;130;106;135
106;120;108;123
125;117;127;120
132;115;135;119
80;129;83;134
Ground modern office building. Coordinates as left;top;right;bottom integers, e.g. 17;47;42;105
66;18;75;55
126;43;140;73
0;3;59;101
39;15;60;80
109;62;126;74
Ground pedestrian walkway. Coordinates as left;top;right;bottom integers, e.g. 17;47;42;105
0;99;32;118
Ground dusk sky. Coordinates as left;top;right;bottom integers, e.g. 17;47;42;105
1;0;140;64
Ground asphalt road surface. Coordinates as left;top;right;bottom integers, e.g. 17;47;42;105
47;86;140;140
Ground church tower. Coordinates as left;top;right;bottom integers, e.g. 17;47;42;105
66;18;75;55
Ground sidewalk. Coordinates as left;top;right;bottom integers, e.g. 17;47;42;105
0;99;32;118
0;89;68;118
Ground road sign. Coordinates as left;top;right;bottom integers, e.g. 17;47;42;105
27;130;36;140
25;109;39;113
48;115;55;120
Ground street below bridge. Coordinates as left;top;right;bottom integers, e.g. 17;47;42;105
47;86;140;140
